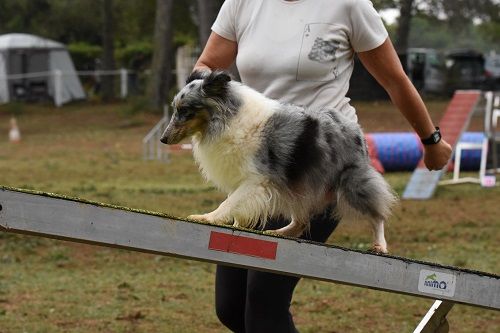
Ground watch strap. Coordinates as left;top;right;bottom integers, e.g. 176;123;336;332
421;127;441;145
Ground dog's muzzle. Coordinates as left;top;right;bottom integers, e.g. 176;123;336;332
159;134;170;144
160;121;186;145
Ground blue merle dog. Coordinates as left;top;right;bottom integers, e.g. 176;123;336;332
160;70;397;253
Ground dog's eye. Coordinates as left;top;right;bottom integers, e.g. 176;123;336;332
177;107;197;121
178;106;196;114
179;105;205;114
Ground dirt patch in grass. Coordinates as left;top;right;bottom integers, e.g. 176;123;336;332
0;100;498;333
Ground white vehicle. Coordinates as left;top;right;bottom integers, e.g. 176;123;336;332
485;54;500;79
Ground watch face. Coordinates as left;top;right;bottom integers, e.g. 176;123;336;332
421;128;441;145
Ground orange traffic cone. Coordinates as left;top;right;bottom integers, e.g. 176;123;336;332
9;117;21;143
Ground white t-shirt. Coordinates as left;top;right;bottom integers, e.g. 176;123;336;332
212;0;388;121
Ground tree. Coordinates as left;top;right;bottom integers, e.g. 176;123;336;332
393;0;414;53
423;0;499;28
372;0;414;52
194;0;240;78
373;0;500;52
101;0;116;101
196;0;222;47
477;21;500;47
148;0;175;110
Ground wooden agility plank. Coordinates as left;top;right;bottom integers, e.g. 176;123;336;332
0;186;499;311
403;90;482;200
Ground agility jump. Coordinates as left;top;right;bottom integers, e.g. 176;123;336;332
0;186;498;332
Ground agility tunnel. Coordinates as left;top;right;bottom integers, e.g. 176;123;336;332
366;132;485;172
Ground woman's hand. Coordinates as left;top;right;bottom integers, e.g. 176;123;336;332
423;139;452;171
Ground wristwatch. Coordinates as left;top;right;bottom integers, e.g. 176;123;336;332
421;127;441;145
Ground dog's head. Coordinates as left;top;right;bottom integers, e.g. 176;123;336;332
160;70;237;144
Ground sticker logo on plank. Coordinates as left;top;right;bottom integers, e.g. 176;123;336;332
208;231;278;260
418;269;456;297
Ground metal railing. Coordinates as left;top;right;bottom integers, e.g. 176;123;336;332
142;105;170;162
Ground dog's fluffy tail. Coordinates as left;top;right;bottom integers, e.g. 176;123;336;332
336;164;398;222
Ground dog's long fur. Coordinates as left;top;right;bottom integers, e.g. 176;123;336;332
161;70;398;253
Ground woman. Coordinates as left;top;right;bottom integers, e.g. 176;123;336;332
193;0;452;332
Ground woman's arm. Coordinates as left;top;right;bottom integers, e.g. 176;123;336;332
194;32;238;71
357;38;452;171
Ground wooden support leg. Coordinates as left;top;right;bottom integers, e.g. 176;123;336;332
413;300;455;333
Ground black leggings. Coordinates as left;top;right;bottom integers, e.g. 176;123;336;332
215;208;340;333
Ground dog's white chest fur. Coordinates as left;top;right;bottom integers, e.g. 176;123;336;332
192;87;277;193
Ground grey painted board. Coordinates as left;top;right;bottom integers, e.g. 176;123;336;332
0;187;499;310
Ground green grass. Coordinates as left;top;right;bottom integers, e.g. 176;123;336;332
0;102;499;332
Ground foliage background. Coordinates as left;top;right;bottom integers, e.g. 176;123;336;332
0;0;498;71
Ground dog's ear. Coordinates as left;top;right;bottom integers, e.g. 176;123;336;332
186;69;210;84
202;70;231;96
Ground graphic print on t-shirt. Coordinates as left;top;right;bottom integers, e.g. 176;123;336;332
296;23;341;82
308;38;340;63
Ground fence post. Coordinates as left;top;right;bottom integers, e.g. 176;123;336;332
53;70;63;107
120;68;128;99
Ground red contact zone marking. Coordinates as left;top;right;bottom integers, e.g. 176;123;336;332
208;231;278;260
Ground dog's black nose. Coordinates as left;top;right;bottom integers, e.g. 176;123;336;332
160;136;169;144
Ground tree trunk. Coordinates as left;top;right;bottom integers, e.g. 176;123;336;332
148;0;174;110
196;0;221;47
196;0;239;79
101;0;115;101
394;0;414;54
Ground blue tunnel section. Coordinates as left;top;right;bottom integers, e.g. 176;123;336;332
368;132;484;172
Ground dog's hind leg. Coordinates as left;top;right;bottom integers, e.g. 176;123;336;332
337;164;397;254
369;219;388;254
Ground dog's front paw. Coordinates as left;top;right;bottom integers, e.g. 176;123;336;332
187;213;232;225
187;214;212;223
263;230;283;237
